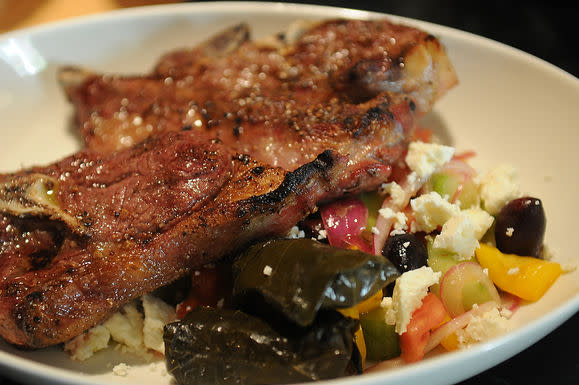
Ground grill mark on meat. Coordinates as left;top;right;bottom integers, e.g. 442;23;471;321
239;150;335;216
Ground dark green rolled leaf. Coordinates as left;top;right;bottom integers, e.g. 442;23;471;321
233;238;399;327
164;307;359;385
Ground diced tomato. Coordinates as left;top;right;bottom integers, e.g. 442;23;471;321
175;265;232;319
399;293;448;363
410;126;434;143
176;297;201;320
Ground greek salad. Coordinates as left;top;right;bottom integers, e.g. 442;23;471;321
65;131;567;385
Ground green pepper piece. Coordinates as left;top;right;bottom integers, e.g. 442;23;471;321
233;238;399;327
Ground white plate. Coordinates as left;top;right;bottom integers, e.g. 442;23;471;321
0;2;578;385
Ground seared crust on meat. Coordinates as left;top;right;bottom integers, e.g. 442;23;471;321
0;134;361;348
64;18;456;157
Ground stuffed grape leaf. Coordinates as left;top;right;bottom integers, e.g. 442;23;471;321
164;307;359;385
233;238;399;327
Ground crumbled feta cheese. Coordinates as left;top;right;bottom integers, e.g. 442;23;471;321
287;225;305;239
103;301;145;352
406;171;422;191
499;307;513;319
560;262;578;273
64;325;111;361
263;265;273;276
317;229;327;240
390;266;441;334
410;191;460;233
390;228;407;236
380;297;397;326
506;227;514;237
65;295;176;361
378;207;408;232
462;207;494;240
148;360;169;376
478;164;520;215
456;307;511;348
405;141;455;179
432;213;479;260
112;363;131;377
142;294;176;354
382;181;406;207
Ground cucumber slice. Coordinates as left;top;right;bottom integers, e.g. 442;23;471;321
427;240;473;297
359;191;384;231
359;307;400;361
461;280;497;311
428;172;479;209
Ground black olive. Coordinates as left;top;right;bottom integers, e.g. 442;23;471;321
495;197;546;258
382;233;428;272
297;213;328;243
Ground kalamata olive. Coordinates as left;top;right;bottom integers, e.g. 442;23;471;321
382;233;428;272
495;197;546;258
298;214;328;243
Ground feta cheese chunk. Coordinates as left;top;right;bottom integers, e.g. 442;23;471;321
378;207;408;232
287;225;305;239
113;363;131;377
382;181;406;207
410;191;461;233
64;325;111;361
462;207;494;240
432;213;479;260
456;306;511;348
405;141;455;179
391;266;441;334
380;296;397;326
142;294;177;354
103;301;145;352
478;164;520;215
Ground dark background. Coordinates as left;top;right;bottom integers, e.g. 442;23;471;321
1;1;577;385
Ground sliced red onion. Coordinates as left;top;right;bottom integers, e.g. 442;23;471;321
320;196;370;252
500;292;521;315
424;301;497;353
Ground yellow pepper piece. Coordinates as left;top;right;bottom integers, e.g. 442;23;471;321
356;289;384;314
336;306;366;368
440;332;460;351
354;326;367;369
436;314;460;351
337;306;360;319
475;244;562;301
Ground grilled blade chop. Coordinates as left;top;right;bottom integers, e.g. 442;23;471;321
0;18;457;348
62;18;457;158
0;132;378;348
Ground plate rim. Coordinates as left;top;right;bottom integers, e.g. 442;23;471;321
0;2;577;385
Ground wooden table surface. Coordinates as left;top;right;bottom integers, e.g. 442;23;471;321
0;0;179;33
